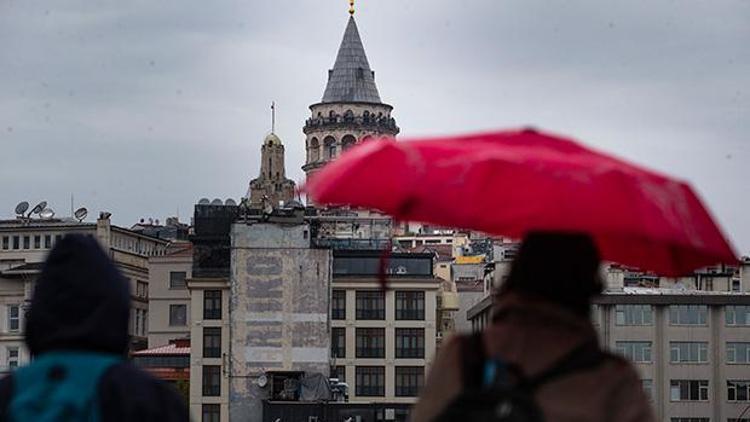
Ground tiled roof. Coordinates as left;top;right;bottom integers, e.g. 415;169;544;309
131;343;190;356
321;16;382;104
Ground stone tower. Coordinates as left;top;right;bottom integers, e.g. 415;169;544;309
302;15;399;181
247;132;296;208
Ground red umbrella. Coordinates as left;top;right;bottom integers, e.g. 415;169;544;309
305;129;737;276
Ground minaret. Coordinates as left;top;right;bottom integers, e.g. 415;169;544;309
302;3;399;182
247;104;296;208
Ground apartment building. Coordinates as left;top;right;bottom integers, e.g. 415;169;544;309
148;241;193;347
0;212;169;373
330;250;441;404
467;260;750;421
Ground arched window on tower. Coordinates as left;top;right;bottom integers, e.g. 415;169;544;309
324;136;336;160
268;157;272;177
341;135;356;152
344;110;354;122
363;110;370;123
309;137;320;162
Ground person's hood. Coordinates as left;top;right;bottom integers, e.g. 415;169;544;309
25;234;131;356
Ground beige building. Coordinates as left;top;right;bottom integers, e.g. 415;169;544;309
0;212;169;373
187;275;230;422
331;250;441;404
147;241;193;348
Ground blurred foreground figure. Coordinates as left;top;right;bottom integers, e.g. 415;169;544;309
0;235;188;421
412;232;655;422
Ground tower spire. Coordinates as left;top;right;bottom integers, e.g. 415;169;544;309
271;101;275;133
349;0;355;15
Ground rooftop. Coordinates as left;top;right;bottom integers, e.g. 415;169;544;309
321;16;382;104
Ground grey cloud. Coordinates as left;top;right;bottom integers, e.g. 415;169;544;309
0;0;748;253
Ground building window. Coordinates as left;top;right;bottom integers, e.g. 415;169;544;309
727;342;750;364
1;236;7;250
33;235;41;249
727;305;750;326
670;380;709;401
203;327;221;358
733;279;742;292
395;291;425;320
134;309;141;336
44;235;51;248
355;366;384;397
142;310;148;336
396;328;425;358
169;271;187;289
7;305;20;332
12;236;19;250
395;366;424;397
202;365;221;396
356;328;384;358
204;290;222;320
332;327;347;359
669;305;708;325
355;291;385;320
169;304;187;326
22;236;30;249
670;342;708;364
642;379;653;401
136;281;148;298
332;290;346;320
331;365;346;382
615;305;652;326
616;341;652;363
6;347;19;370
202;404;220;422
728;380;750;402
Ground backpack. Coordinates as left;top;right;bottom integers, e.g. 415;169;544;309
433;333;610;422
8;351;121;422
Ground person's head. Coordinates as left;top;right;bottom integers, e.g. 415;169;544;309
25;234;131;356
498;231;603;317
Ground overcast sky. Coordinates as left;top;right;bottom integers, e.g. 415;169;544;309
1;1;748;254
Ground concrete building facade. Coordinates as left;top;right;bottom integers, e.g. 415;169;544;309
148;241;193;348
0;212;169;374
330;250;441;404
227;222;331;422
467;260;750;422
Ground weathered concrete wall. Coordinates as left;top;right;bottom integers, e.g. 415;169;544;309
229;223;331;422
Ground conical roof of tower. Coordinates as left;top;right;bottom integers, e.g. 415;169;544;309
321;16;382;104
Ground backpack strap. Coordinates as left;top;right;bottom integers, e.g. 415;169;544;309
522;340;608;391
460;332;486;389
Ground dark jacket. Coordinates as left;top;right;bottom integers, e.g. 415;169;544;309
0;234;189;421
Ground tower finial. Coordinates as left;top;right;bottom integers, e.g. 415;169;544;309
271;101;275;133
349;0;355;15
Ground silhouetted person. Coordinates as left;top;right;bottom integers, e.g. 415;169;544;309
413;232;654;422
0;234;188;421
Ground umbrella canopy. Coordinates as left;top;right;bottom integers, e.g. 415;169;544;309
305;129;737;276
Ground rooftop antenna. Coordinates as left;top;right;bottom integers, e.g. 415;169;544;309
74;207;88;222
14;201;29;217
271;101;276;133
29;201;47;218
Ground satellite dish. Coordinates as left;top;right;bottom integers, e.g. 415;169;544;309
211;198;223;206
74;207;88;222
39;208;55;219
14;201;29;216
225;198;237;206
30;201;47;216
257;374;268;388
198;198;210;205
